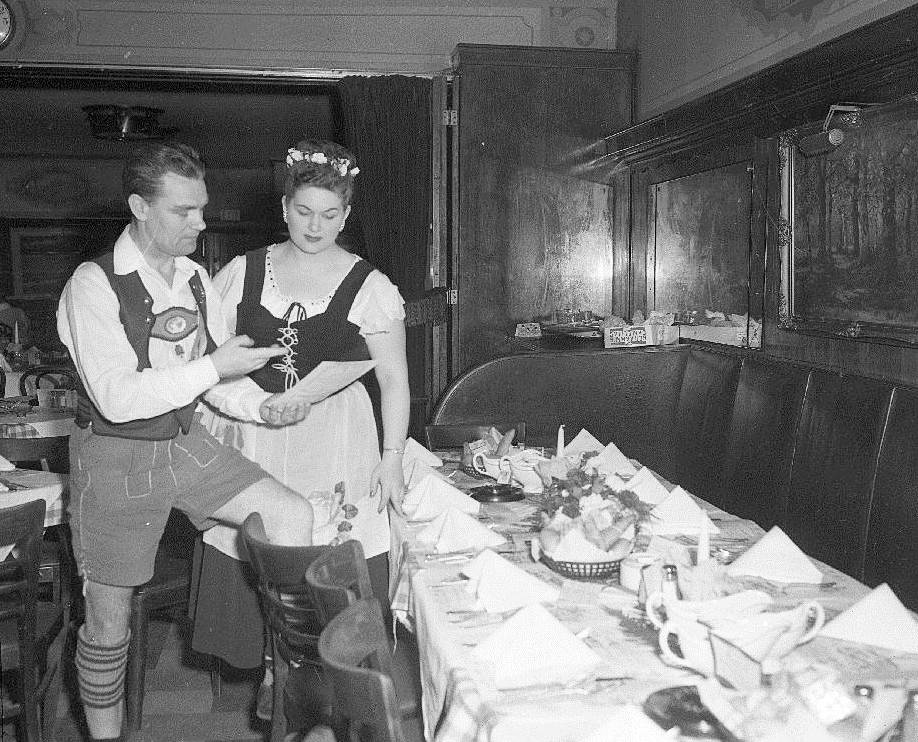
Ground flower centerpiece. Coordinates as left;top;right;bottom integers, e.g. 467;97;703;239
531;453;654;575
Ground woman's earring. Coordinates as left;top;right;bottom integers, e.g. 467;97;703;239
281;198;288;224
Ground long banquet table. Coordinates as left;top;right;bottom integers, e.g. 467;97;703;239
389;457;918;742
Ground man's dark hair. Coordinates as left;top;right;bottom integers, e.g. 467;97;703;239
122;141;205;202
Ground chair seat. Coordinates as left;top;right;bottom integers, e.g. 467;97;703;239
134;554;192;607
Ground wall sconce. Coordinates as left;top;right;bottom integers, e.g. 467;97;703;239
797;127;845;157
796;103;863;158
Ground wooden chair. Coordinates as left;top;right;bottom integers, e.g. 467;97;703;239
304;540;374;626
18;367;78;397
0;365;6;397
318;598;409;742
125;511;213;733
242;512;331;742
306;542;420;727
424;421;526;450
0;499;72;742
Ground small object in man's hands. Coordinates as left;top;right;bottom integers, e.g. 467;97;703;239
342;504;358;519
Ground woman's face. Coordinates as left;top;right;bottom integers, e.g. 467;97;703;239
285;185;350;255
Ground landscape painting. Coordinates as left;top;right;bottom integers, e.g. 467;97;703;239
791;97;918;334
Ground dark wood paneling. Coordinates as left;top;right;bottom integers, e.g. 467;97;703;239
453;45;634;372
609;4;918;386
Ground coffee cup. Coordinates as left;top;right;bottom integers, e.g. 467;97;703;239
658;618;716;676
506;450;548;493
709;601;825;668
472;453;512;484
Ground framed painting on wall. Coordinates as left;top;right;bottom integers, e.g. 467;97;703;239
778;95;918;345
647;160;761;347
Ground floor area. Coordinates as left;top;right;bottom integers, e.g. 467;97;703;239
3;609;425;742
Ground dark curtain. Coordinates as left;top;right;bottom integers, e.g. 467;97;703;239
337;75;432;301
337;75;433;439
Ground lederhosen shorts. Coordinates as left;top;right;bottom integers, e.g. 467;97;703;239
68;417;269;587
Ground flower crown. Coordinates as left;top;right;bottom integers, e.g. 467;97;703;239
285;148;360;177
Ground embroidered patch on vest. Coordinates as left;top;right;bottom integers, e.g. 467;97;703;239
150;307;199;341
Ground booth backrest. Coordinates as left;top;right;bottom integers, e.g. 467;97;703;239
717;358;810;527
864;386;918;610
430;345;918;607
784;371;892;580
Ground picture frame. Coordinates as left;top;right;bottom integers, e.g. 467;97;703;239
777;96;918;346
647;160;762;348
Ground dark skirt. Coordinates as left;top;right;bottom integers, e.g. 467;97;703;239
188;540;265;669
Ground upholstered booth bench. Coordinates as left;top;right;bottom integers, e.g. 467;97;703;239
429;345;918;611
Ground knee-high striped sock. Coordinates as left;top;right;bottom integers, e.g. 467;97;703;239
75;624;131;711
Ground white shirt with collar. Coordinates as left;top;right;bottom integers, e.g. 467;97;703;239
57;225;269;426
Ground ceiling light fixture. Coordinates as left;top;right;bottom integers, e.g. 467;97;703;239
82;104;176;141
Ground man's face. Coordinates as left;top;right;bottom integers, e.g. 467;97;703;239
135;172;208;260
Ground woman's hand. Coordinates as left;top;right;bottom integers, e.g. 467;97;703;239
259;394;311;427
371;451;406;515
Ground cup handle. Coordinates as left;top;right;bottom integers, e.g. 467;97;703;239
472;453;488;475
658;620;695;670
645;590;667;628
796;601;826;644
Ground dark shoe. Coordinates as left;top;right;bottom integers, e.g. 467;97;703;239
255;679;273;721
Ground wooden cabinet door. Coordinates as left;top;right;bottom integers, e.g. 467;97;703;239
452;44;634;372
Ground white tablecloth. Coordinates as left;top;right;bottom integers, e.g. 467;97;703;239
0;408;75;438
0;468;68;559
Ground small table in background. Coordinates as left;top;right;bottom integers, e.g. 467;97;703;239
0;407;75;439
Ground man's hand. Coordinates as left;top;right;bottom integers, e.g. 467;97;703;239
259;394;311;427
210;335;283;379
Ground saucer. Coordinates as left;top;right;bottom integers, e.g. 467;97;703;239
469;484;525;503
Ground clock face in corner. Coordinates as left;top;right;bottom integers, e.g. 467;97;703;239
0;1;15;50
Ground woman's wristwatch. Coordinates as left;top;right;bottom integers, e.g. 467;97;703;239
382;445;405;456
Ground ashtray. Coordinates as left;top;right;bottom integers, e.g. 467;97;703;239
642;686;740;741
469;484;525;503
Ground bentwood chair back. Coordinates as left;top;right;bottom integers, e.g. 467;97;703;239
18;367;78;397
0;436;70;474
304;540;374;626
0;498;71;742
424;421;526;451
242;512;331;742
318;598;408;742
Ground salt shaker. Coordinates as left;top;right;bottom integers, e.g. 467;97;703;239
661;564;682;605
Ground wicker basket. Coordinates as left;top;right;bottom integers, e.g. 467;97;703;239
540;554;622;582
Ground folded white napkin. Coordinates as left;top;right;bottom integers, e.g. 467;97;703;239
470;603;600;689
820;583;918;654
621;466;669;504
402;457;450;489
404;437;443;468
587;442;638;478
579;705;673;742
650;486;720;535
563;429;605;458
0;453;14;472
461;549;560;612
727;526;822;584
550;527;613;563
403;474;479;521
417;508;506;553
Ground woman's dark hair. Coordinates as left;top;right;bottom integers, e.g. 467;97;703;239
284;139;358;206
122;141;206;202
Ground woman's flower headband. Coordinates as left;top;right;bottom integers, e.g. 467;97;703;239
285;148;360;177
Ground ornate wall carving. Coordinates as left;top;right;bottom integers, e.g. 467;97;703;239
0;1;621;73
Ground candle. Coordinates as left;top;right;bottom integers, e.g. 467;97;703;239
13;320;19;346
556;424;565;459
697;509;710;565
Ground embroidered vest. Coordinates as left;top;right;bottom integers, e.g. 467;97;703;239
237;247;373;394
75;253;217;440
